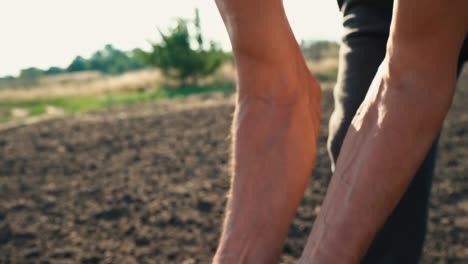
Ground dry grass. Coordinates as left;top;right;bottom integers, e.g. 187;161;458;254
0;57;337;101
306;57;339;85
306;57;338;73
0;63;240;101
0;69;163;100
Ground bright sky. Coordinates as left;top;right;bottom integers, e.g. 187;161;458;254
0;0;342;77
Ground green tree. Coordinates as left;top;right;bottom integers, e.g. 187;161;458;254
0;75;14;81
194;8;203;49
67;56;89;72
87;44;144;75
45;66;65;75
19;67;44;79
139;9;226;86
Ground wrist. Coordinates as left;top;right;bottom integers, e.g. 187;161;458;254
234;58;320;107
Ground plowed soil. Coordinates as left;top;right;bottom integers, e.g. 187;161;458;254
1;67;467;263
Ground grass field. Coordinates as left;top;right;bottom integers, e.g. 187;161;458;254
0;59;336;126
0;83;236;124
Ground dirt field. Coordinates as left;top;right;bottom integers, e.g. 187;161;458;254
0;67;467;263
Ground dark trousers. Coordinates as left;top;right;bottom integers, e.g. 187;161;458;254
328;2;468;263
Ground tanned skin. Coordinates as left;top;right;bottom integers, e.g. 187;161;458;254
213;0;321;263
213;0;468;263
299;0;468;262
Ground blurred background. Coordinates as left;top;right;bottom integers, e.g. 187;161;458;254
0;0;466;263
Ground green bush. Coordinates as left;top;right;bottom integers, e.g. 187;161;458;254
19;67;44;79
137;9;227;86
67;45;144;75
67;56;89;72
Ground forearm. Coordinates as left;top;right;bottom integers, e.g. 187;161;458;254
213;1;321;263
215;97;319;263
299;0;467;262
300;60;455;262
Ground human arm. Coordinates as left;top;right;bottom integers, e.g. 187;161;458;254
213;0;322;263
299;0;468;262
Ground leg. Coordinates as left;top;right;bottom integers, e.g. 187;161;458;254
213;0;321;263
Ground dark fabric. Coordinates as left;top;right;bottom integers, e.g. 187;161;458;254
337;0;394;18
329;1;468;263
